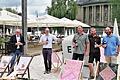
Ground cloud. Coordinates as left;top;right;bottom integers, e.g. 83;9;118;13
0;0;52;15
0;0;20;7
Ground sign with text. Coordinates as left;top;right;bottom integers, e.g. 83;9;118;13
62;35;74;60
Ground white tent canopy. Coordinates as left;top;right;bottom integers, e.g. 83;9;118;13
60;17;77;27
36;14;63;27
73;20;90;27
0;10;21;26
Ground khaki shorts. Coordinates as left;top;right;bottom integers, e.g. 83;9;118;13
105;56;117;64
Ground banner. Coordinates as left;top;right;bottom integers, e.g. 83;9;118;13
62;35;74;60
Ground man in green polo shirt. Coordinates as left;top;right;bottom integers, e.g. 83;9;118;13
72;25;90;60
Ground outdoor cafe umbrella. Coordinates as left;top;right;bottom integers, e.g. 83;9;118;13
73;20;90;27
37;14;63;27
0;10;21;36
113;18;119;37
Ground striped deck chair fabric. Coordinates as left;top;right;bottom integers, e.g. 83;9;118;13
0;56;12;76
59;59;84;80
3;56;33;79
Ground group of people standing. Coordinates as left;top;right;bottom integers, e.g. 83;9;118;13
36;26;120;78
72;26;120;79
8;26;120;79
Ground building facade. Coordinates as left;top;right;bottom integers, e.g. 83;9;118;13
76;0;112;27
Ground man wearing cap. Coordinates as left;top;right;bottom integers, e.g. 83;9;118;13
9;29;25;73
39;28;57;74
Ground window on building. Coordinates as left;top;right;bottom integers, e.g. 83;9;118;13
89;6;92;24
96;5;100;22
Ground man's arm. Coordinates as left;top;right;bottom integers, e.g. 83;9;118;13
116;37;120;55
102;37;107;48
84;35;90;56
85;42;90;56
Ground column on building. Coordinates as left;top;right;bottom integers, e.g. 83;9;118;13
110;5;112;22
93;5;96;25
81;6;84;21
101;5;104;24
89;6;92;24
92;6;94;25
108;5;110;22
85;6;89;24
100;5;102;22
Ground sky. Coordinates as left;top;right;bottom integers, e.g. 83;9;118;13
0;0;52;16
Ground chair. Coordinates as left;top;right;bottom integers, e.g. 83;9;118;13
94;62;118;80
1;56;33;79
0;56;12;77
52;51;62;73
59;59;84;80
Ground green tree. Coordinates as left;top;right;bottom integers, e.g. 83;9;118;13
47;0;77;20
0;8;2;11
110;0;120;23
5;8;18;14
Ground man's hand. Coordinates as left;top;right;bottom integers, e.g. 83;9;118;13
16;42;23;45
102;44;107;48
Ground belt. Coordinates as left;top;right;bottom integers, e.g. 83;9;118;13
43;48;52;50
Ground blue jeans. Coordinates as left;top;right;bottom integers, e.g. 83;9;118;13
10;50;23;68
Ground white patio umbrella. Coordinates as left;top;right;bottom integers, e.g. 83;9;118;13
73;20;90;27
113;18;119;37
52;29;54;34
0;10;21;36
0;10;21;26
87;29;89;34
6;29;9;35
69;29;71;35
37;14;63;27
65;30;68;37
55;30;58;36
102;30;107;37
60;17;76;27
10;28;13;34
72;29;74;35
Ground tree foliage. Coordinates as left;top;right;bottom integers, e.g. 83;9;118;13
47;0;77;20
0;8;2;11
5;8;18;14
110;0;120;23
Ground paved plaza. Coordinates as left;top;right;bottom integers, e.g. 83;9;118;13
25;51;90;80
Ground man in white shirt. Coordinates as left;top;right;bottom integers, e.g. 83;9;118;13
39;28;57;74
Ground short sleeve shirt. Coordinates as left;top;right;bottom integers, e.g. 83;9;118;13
40;34;57;48
102;34;120;56
88;34;101;55
73;33;89;54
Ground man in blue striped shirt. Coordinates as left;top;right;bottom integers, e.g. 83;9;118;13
102;27;120;63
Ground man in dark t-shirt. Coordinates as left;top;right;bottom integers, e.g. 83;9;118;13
88;27;101;79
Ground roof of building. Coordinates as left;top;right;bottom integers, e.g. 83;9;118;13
77;0;109;6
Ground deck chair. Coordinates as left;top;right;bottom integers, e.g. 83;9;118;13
0;56;12;77
59;59;84;80
1;56;33;80
94;62;118;80
52;52;62;73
